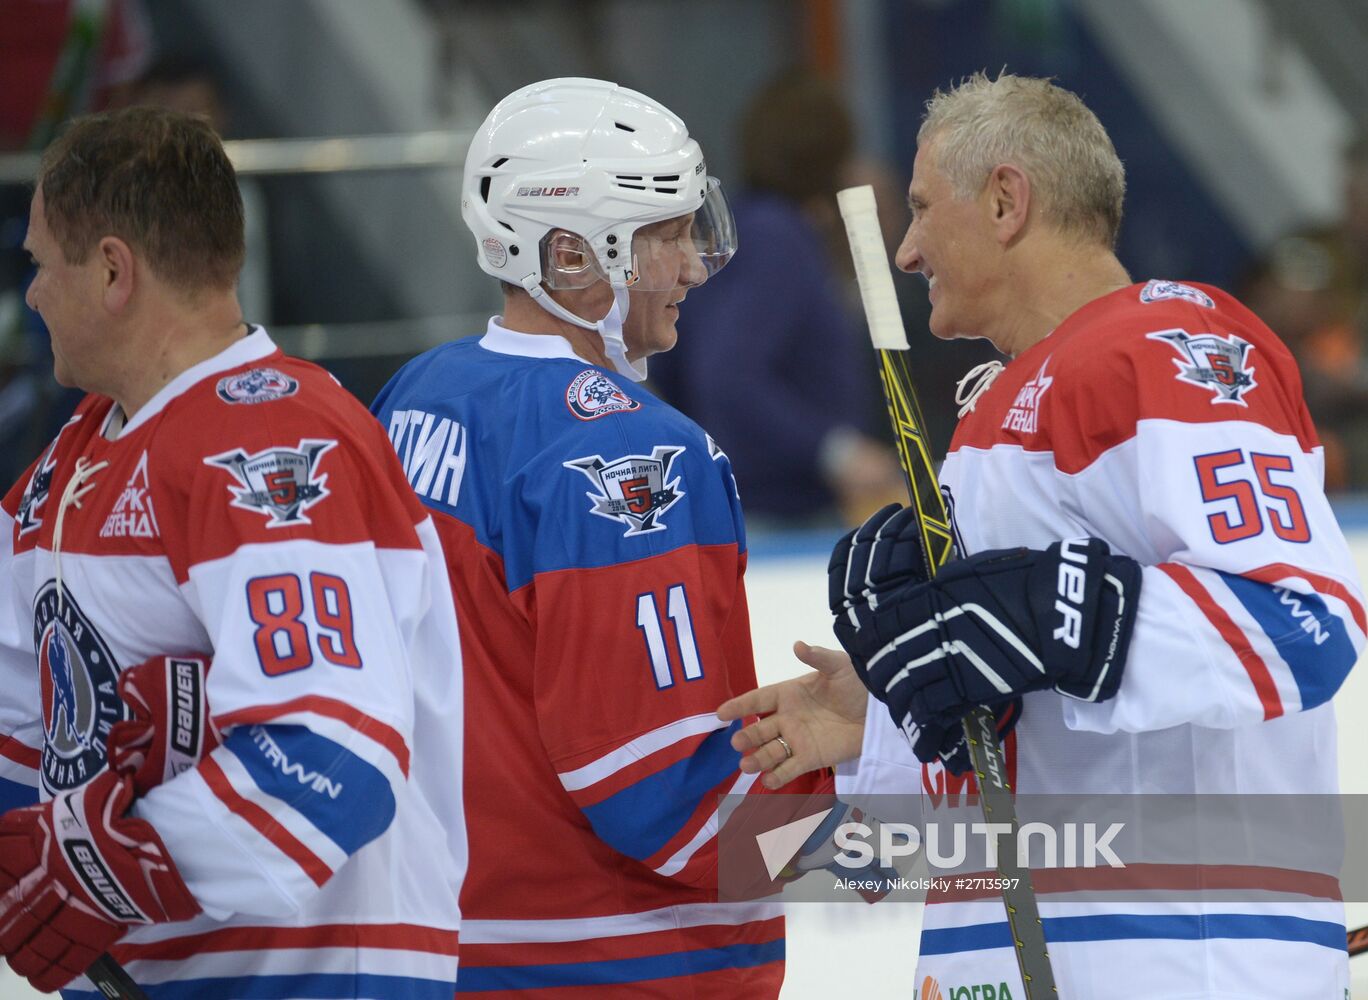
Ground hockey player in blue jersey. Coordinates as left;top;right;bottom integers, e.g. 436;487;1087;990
374;79;839;997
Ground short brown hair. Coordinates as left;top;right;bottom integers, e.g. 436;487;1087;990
919;73;1126;248
38;107;245;292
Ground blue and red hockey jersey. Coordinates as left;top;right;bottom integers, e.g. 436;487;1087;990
374;319;827;998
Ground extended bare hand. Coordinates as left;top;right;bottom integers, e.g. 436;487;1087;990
717;641;868;789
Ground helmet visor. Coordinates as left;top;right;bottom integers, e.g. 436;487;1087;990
625;178;737;291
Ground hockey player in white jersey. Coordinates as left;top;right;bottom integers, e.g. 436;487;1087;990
721;73;1365;998
0;108;466;997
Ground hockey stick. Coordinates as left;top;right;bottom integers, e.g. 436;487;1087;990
86;952;150;999
1349;923;1368;958
836;184;1058;998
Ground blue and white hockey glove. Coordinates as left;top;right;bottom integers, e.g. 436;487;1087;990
828;505;1141;765
908;699;1021;776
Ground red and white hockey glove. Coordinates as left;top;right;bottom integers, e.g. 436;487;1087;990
0;767;200;992
109;655;218;795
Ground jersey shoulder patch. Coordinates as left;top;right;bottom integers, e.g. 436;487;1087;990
565;369;642;421
1145;328;1258;406
1139;279;1215;309
215;366;300;405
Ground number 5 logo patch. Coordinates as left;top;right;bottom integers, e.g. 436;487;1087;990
206;439;337;527
565;446;685;536
1148;328;1257;405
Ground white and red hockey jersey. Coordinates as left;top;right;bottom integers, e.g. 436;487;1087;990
373;320;832;998
840;281;1365;999
0;328;467;998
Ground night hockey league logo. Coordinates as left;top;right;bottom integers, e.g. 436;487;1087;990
1139;279;1215;309
16;442;57;536
1148;328;1257;405
33;581;124;794
565;446;685;536
205;439;337;526
566;369;641;421
216;367;300;405
17;414;81;536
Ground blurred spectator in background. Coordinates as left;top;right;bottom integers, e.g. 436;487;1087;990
1241;136;1368;492
121;57;272;324
0;0;150;152
0;0;151;485
651;70;904;528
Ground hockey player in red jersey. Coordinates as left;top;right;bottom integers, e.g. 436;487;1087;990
0;108;467;997
722;73;1365;998
373;79;835;997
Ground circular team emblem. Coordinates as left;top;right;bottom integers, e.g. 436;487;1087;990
216;367;300;405
566;369;642;421
34;582;124;793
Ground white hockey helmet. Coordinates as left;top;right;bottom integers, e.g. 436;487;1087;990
461;78;736;297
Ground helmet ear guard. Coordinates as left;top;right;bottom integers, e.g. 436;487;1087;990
540;231;605;291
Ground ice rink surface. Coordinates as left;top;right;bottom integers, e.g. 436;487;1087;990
3;531;1367;998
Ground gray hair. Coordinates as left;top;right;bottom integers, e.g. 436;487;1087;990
918;73;1126;247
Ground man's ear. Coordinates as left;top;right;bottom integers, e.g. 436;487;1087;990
97;235;136;313
987;163;1031;245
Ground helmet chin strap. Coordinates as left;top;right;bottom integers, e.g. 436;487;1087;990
525;281;646;382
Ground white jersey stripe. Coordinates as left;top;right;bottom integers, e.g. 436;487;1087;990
557;712;728;792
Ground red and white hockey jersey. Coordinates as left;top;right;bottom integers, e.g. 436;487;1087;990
840;282;1365;999
373;320;831;998
0;328;466;998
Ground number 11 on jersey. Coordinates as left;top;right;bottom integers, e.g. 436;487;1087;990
636;584;703;689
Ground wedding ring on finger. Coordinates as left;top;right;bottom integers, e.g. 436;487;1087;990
774;735;794;760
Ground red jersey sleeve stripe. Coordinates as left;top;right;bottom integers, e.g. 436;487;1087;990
1160;563;1283;720
0;736;40;769
200;755;333;887
1243;562;1367;635
215;696;410;777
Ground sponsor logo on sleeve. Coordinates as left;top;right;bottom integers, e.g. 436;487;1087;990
564;446;685;536
216;368;299;405
204;439;337;526
1139;279;1215;309
566;369;642;421
34;582;124;794
1148;328;1257;405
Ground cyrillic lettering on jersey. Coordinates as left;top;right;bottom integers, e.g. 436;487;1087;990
387;409;467;507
